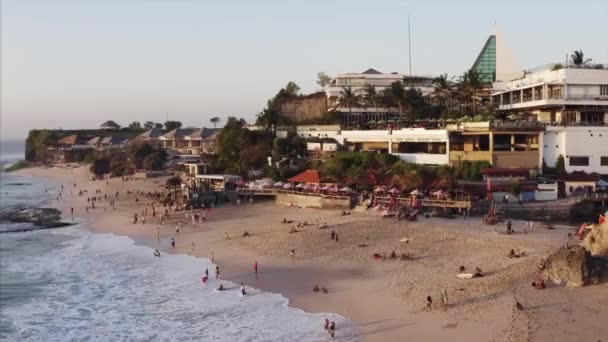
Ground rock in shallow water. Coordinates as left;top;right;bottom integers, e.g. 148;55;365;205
0;207;71;229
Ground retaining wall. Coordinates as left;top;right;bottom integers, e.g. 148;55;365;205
275;193;350;210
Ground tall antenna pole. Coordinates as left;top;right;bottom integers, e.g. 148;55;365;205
408;15;412;84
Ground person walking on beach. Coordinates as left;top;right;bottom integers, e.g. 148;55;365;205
254;260;258;274
70;207;74;220
191;242;195;253
506;219;513;235
290;249;295;258
205;268;209;278
441;290;448;310
215;266;220;279
171;237;176;249
328;321;336;338
210;251;215;263
240;282;247;295
426;295;433;311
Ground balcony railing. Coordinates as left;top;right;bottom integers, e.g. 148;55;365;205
490;120;546;130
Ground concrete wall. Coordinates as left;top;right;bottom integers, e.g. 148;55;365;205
393;153;449;165
493;151;539;169
543;126;608;174
449;151;492;165
275;193;350;210
535;182;558;201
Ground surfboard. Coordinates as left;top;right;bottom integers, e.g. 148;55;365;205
456;273;474;279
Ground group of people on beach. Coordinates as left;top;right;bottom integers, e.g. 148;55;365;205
425;290;449;311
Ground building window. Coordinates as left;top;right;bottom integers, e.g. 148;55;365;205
601;85;608;96
569;156;589;166
601;156;608;166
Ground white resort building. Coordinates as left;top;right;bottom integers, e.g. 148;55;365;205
492;65;608;174
294;125;449;165
325;68;435;127
492;66;608;125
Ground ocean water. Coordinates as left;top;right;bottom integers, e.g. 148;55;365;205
0;140;25;167
0;152;356;341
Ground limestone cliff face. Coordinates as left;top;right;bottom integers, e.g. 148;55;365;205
542;246;601;286
276;92;327;123
582;221;608;256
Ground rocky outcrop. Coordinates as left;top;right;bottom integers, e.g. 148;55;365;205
542;246;601;286
582;221;608;256
276;92;327;123
0;207;72;231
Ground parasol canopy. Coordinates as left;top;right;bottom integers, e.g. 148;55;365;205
339;186;354;193
409;189;421;196
374;185;387;193
387;187;401;195
282;183;293;190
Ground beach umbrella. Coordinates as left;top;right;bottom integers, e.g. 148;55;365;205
409;189;421;196
282;183;293;190
302;183;313;191
328;185;339;192
432;189;447;197
320;185;332;191
274;181;285;187
310;183;320;192
387;187;401;195
295;183;304;189
374;185;387;193
339;186;353;193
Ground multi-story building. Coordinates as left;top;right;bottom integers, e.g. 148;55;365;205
541;126;608;174
492;66;608;124
159;127;220;155
292;125;449;165
325;68;435;127
446;121;543;169
493;66;608;174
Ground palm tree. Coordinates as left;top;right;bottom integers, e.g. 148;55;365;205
457;69;484;116
340;86;361;126
388;81;407;117
432;74;453;115
363;84;378;109
570;50;592;68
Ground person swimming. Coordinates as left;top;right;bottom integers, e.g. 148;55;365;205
217;284;224;291
153;249;161;258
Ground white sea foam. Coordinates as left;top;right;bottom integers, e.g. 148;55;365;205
1;227;357;341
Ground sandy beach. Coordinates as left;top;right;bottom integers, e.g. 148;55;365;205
17;165;608;342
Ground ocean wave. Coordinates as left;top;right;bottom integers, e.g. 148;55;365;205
1;228;357;341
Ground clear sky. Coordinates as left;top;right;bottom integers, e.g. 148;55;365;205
1;0;607;140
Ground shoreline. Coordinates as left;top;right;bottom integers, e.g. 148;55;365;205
13;165;608;342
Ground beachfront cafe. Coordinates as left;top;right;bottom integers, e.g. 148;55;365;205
193;174;243;192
